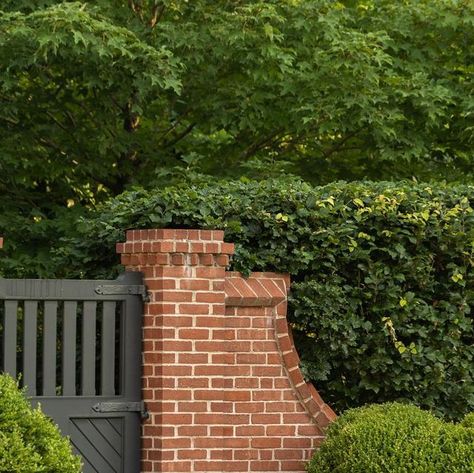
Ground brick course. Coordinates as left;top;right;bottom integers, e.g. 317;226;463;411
117;229;336;473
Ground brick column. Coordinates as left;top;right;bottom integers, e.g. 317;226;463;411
116;229;335;473
117;229;234;472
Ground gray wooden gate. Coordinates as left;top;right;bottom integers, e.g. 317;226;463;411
0;271;145;473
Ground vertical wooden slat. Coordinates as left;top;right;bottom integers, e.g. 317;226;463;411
23;301;38;396
82;301;97;396
43;301;58;396
62;301;77;396
101;301;116;396
3;301;18;377
122;282;142;401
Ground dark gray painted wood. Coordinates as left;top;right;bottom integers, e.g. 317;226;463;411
62;301;77;396
3;300;18;377
93;418;122;451
23;300;38;396
0;278;129;301
101;301;116;396
70;418;120;473
82;301;97;396
43;301;58;396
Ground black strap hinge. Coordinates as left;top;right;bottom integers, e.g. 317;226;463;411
95;284;150;302
92;401;149;420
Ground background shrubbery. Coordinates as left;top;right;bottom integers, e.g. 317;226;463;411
0;374;81;473
306;403;474;473
31;178;473;420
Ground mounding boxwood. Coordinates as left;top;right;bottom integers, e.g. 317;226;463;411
306;403;474;473
0;374;81;473
40;178;474;419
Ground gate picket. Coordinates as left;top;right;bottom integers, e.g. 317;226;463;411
101;301;116;396
82;301;97;396
63;301;77;396
3;300;17;377
24;300;38;396
43;300;58;396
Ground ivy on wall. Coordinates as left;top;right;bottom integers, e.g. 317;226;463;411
3;178;473;419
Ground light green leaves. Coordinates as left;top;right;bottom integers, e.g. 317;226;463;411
275;212;289;222
263;23;274;40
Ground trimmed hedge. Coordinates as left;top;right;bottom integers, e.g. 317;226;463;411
0;374;81;473
35;179;474;419
306;403;474;473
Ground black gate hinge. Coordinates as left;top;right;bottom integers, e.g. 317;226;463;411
95;284;150;302
92;401;149;420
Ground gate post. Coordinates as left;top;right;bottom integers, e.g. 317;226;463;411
117;229;335;473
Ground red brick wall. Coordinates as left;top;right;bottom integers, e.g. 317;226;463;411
117;229;336;473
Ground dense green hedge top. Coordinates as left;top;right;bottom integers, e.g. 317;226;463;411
307;402;474;473
22;179;474;419
0;374;81;473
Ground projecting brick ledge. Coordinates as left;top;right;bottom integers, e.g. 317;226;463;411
225;272;289;307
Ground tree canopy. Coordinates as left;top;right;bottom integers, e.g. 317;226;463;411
0;0;473;274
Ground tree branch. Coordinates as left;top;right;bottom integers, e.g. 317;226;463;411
150;4;166;28
164;122;197;148
128;0;144;20
322;128;362;159
157;109;193;141
239;128;285;159
0;116;19;126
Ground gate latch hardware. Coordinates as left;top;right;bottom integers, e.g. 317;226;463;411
95;284;150;302
92;401;149;420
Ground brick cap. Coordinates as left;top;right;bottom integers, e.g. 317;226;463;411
225;272;289;307
125;228;225;242
117;228;235;256
0;237;3;249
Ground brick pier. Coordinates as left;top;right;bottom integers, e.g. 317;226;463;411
117;229;335;473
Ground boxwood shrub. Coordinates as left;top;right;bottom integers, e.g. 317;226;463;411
12;178;474;420
306;403;474;473
0;374;81;473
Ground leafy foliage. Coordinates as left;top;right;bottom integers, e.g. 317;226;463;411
0;374;81;473
306;402;474;473
0;0;473;205
26;178;473;420
1;0;472;275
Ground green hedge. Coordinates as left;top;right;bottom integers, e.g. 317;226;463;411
20;178;474;419
306;403;474;473
0;374;81;473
